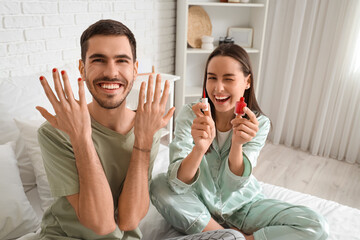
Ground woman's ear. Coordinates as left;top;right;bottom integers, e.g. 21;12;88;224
246;74;251;89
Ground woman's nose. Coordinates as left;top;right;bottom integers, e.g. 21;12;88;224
215;81;224;91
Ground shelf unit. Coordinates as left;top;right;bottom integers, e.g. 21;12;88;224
175;0;269;116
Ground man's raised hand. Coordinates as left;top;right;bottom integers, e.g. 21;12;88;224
36;69;91;141
134;74;175;147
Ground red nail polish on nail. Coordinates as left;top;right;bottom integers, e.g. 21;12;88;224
78;78;82;81
39;76;44;81
61;70;65;75
52;68;56;73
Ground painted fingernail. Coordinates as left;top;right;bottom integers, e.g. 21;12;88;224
39;76;44;81
78;78;82;82
61;70;65;75
52;68;57;73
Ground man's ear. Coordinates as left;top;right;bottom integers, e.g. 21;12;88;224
78;59;85;78
133;60;138;78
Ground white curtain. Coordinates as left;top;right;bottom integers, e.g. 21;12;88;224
259;0;360;164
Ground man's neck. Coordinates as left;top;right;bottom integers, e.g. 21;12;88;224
88;100;136;135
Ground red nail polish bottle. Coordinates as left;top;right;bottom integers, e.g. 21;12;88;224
235;97;247;116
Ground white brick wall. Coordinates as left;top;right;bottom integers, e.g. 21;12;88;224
0;0;176;79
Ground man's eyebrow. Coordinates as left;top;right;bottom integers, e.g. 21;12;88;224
114;54;132;60
89;53;106;59
88;54;132;60
208;72;216;75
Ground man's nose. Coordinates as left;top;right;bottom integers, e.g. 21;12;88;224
103;61;118;79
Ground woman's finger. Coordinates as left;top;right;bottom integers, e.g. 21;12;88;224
192;102;206;117
234;124;257;138
243;107;258;125
192;129;209;139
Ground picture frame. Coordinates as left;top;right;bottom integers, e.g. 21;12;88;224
227;27;253;48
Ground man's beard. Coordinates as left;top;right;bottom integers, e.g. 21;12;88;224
85;75;134;109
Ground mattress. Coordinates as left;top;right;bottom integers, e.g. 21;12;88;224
19;144;360;240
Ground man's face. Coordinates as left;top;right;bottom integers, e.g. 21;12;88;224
79;35;138;109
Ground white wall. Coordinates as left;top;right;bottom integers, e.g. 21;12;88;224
0;0;176;79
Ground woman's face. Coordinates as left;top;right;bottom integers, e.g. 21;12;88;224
206;56;250;115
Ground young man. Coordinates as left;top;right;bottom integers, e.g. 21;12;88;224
36;19;174;239
36;19;246;240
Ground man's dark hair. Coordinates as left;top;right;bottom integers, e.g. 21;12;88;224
80;19;137;62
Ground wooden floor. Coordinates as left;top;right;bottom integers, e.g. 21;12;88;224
253;142;360;210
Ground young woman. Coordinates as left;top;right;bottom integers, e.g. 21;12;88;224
150;44;329;240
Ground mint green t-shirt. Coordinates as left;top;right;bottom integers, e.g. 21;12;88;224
37;117;161;240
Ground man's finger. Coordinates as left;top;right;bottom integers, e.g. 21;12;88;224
159;80;170;108
162;107;175;125
60;69;75;103
137;81;146;111
39;76;59;107
36;106;57;127
153;74;162;103
78;78;87;107
146;74;154;103
54;69;66;102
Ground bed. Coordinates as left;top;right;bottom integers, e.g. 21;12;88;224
1;72;360;240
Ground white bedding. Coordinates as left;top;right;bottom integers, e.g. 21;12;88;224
18;144;360;240
1;74;359;240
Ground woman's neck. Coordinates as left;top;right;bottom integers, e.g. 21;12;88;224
215;109;235;132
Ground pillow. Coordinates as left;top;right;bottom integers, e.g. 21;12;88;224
14;135;37;192
14;119;54;212
0;143;40;239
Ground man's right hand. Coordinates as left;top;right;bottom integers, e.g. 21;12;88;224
36;69;91;141
191;102;216;154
